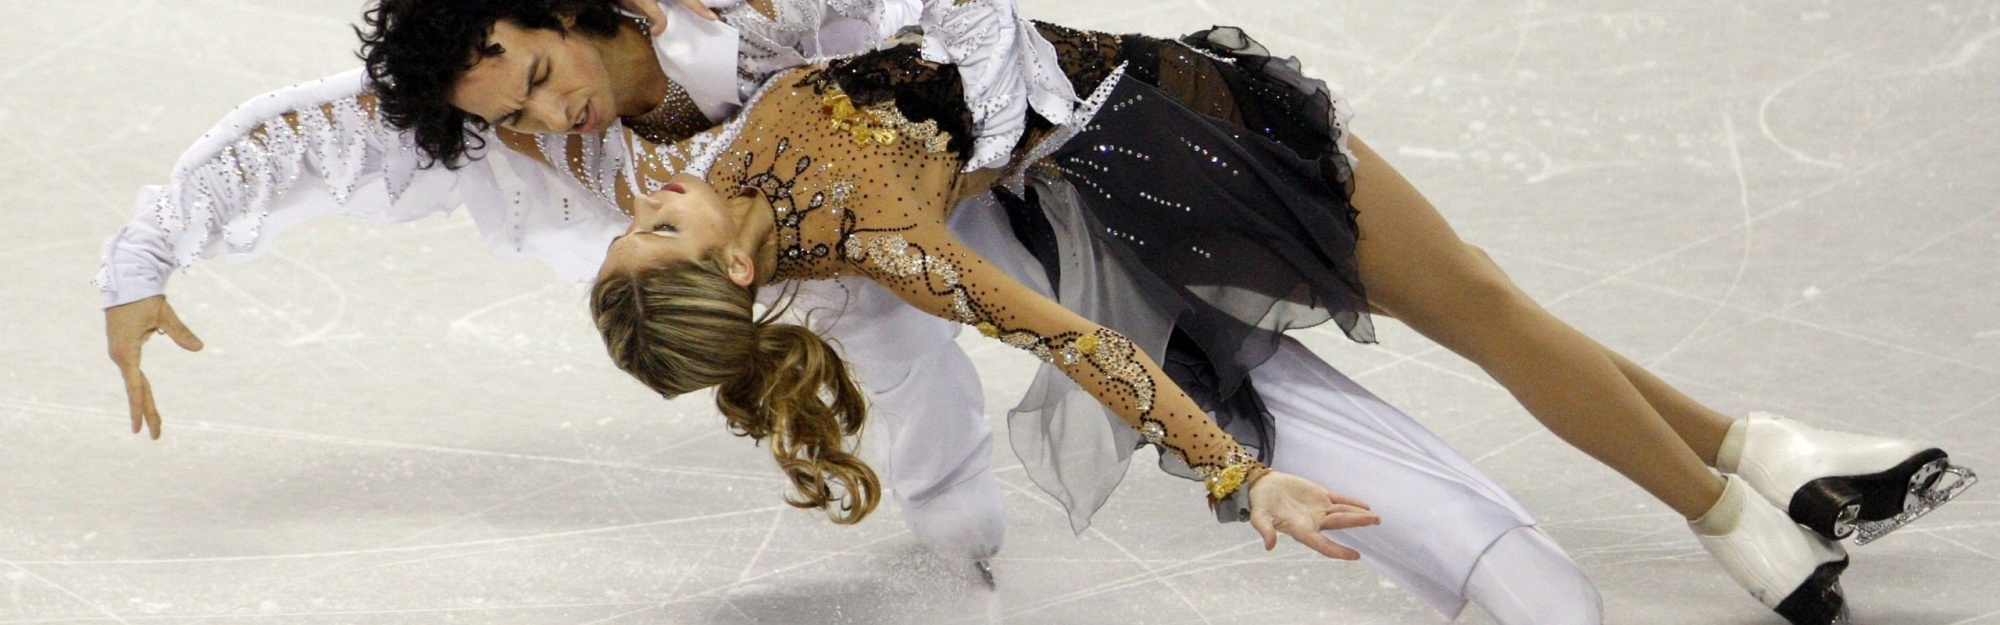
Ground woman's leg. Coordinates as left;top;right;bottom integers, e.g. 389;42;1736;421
1343;135;1724;519
1255;338;1600;624
1339;135;1856;624
1606;350;1736;466
1457;243;1738;465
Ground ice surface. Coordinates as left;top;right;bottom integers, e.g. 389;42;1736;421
2;1;1996;623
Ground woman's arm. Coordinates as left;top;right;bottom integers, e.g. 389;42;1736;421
851;219;1262;503
848;220;1377;556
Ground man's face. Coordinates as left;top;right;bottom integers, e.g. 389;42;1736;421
448;19;620;135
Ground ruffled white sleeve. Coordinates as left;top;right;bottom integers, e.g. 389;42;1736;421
698;0;1074;171
917;0;1075;171
94;69;450;307
95;68;634;308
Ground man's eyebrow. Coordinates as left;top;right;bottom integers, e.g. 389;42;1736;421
498;57;541;126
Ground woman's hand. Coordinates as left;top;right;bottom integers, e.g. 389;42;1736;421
105;295;203;439
618;0;719;36
1247;470;1379;560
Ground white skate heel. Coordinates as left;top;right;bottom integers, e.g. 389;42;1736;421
1693;476;1850;625
1718;413;1978;544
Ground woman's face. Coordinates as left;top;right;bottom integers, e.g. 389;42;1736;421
600;174;755;284
449;19;620;135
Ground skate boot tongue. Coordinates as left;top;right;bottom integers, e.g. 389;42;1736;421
1692;475;1850;625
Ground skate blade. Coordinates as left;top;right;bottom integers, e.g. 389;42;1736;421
1851;462;1977;546
974;560;996;590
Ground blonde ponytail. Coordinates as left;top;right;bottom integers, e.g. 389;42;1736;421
592;255;880;523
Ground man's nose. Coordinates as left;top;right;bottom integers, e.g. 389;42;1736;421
529;100;569;132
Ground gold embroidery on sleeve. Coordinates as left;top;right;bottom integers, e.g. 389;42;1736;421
840;231;1264;504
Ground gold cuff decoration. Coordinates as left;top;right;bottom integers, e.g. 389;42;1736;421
1204;462;1270;505
1207;462;1252;501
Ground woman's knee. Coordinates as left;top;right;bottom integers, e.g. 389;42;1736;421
1448;243;1529;305
1384;244;1537;330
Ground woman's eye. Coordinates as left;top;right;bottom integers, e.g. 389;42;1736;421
652;223;678;234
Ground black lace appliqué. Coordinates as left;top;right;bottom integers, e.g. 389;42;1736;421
795;46;977;158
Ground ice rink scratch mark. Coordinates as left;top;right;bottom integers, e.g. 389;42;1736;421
1645;112;1754;369
1756;51;1853;169
0;560;134;625
15;507;785;566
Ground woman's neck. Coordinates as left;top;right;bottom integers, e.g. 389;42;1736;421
599;22;670;117
730;192;781;286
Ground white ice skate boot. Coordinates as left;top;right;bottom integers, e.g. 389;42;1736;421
1716;412;1978;544
1693;475;1850;625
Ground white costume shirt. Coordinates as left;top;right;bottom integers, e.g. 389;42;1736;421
94;0;1072;309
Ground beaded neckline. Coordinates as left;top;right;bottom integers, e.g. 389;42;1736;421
620;78;710;145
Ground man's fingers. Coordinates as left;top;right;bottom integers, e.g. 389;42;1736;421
642;1;670;33
124;373;146;434
159;306;204;352
119;364;147;431
678;0;718;21
107;322;150;367
109;341;139;369
143;388;161;440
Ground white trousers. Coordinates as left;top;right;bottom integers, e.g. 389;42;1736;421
787;278;1007;562
1254;338;1601;623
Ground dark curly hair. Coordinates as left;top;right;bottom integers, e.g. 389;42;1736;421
357;0;626;168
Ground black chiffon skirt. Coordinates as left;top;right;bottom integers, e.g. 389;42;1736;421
998;27;1377;528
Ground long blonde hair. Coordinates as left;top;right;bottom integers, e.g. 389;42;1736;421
591;254;880;524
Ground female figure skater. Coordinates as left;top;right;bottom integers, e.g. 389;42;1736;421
101;0;1605;621
519;15;1967;625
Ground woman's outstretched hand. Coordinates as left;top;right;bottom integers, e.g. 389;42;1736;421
618;0;719;35
105;295;203;439
1247;470;1379;560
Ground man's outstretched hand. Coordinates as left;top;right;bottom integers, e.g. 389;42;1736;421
105;295;203;439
